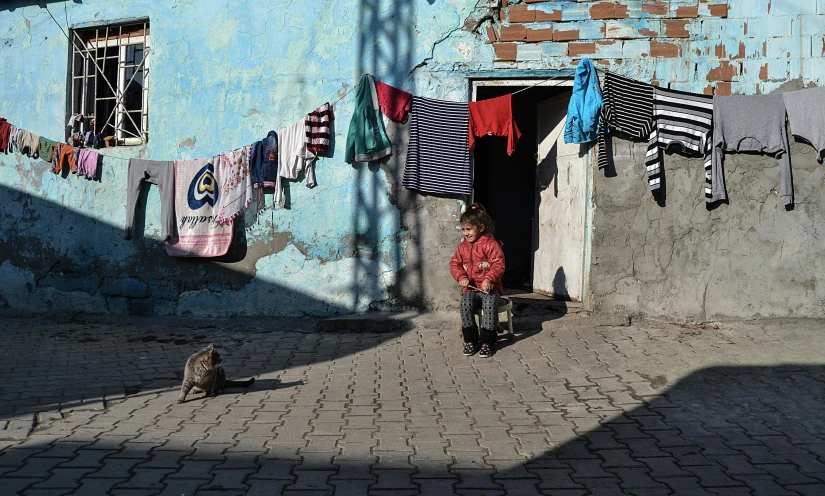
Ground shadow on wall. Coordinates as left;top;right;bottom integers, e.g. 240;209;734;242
552;266;569;300
0;182;356;317
350;0;420;312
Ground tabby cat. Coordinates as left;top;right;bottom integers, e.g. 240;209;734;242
177;343;255;403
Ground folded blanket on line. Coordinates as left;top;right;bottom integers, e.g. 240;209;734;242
165;157;233;257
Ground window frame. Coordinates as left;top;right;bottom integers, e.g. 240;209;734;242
69;21;150;146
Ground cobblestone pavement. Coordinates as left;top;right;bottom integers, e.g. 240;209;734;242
0;313;825;495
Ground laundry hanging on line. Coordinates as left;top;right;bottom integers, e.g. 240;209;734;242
166;157;233;258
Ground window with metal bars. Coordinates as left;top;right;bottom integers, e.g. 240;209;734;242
69;21;149;146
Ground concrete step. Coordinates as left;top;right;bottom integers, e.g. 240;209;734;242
316;311;458;333
505;294;585;317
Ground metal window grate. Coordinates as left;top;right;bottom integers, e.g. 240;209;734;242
70;21;149;145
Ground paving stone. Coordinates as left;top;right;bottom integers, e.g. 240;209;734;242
3;315;825;495
0;478;44;495
114;468;176;490
4;457;72;478
159;478;209;495
28;468;96;489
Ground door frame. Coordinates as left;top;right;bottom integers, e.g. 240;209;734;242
468;77;596;310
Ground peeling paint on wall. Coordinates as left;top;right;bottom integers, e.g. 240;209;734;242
3;1;825;319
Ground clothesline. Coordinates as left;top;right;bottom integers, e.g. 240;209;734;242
21;4;610;165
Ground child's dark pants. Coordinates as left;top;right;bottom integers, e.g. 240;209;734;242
460;289;500;346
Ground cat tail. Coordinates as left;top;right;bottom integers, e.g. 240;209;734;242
223;378;255;388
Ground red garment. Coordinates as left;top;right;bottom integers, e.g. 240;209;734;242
374;80;412;122
449;233;505;294
468;94;521;156
0;118;10;152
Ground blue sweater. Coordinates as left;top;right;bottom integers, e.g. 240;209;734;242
564;58;603;144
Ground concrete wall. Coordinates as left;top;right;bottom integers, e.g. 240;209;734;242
489;0;825;319
3;0;825;319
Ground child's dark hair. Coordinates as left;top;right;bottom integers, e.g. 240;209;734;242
460;202;495;235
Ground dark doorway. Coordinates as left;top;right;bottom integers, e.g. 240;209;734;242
472;83;571;290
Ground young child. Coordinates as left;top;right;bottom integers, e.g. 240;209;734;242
449;203;505;358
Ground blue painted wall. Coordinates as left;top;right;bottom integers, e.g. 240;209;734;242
5;0;825;319
0;0;492;316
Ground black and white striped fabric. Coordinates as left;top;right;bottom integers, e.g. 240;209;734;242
403;96;472;195
598;71;654;170
645;87;713;196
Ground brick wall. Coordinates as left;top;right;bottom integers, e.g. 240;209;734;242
486;0;825;95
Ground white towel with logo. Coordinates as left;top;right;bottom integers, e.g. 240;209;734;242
165;157;233;257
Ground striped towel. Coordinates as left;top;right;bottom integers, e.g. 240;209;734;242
598;72;654;170
645;87;713;196
403;96;472;195
165;157;233;257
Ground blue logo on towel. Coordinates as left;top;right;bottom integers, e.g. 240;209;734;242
188;162;218;210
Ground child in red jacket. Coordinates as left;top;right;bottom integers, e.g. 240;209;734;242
449;203;505;358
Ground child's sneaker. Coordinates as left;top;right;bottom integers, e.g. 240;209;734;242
463;342;479;356
478;343;494;358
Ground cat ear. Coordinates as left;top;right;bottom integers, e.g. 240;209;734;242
207;343;214;349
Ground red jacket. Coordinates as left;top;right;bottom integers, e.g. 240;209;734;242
449;233;505;293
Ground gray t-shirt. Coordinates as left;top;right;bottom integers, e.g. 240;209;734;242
711;94;791;206
783;86;825;163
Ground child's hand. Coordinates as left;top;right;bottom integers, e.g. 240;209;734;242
459;278;470;288
481;279;492;292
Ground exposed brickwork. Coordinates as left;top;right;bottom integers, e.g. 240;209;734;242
650;40;680;58
507;6;535;23
499;24;527;42
706;60;738;81
642;1;669;16
709;4;729;18
486;26;498;43
715;81;732;95
662;19;690;38
526;27;554;43
569;42;597;56
535;8;561;22
553;29;581;42
675;6;699;18
493;43;516;61
589;2;616;20
487;2;821;95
